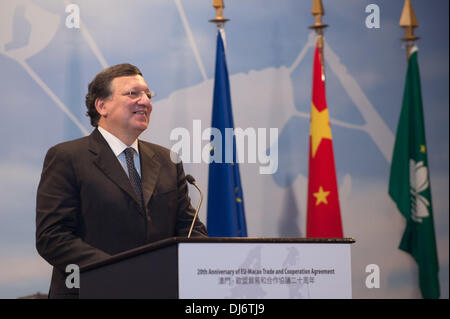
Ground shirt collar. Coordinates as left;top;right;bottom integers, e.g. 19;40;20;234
98;126;139;157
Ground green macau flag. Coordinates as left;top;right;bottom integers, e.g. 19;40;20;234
389;47;440;298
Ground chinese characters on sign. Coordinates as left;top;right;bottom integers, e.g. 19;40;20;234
199;267;335;287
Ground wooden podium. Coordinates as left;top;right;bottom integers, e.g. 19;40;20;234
80;237;355;299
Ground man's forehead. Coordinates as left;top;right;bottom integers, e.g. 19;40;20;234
112;75;148;89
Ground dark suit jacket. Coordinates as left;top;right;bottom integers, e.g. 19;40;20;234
36;128;207;298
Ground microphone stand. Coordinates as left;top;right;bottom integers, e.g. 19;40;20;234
186;176;203;238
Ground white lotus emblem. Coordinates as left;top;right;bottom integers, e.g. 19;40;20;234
409;160;430;223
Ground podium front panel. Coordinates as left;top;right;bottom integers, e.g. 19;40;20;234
81;244;178;299
178;242;352;299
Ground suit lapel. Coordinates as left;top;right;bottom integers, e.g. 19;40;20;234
88;129;143;212
139;141;161;208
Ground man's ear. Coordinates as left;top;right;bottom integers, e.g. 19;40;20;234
95;98;107;117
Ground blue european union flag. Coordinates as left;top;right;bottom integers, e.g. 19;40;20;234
207;30;247;237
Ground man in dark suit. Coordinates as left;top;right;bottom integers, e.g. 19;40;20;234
36;63;207;298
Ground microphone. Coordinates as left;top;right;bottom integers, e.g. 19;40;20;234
185;174;203;239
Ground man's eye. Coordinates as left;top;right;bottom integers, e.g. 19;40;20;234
129;91;138;98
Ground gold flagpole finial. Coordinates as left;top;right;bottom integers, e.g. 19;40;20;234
309;0;327;30
309;0;328;76
309;0;328;48
400;0;419;59
209;0;230;25
400;0;419;41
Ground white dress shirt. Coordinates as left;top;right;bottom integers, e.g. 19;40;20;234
98;126;141;177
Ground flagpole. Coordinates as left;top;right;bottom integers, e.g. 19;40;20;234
400;0;419;60
207;0;248;237
391;0;441;298
309;0;328;78
306;0;344;238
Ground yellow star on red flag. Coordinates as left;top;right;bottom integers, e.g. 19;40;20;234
313;186;330;206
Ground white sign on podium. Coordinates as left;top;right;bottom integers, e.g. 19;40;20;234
178;242;352;299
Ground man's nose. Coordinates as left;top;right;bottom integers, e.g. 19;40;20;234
139;97;152;112
137;92;152;105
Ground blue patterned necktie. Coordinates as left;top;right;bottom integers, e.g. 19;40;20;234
124;147;145;209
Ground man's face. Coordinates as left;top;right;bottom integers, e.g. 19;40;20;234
97;75;152;139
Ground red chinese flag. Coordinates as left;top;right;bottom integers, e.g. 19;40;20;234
306;43;343;238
